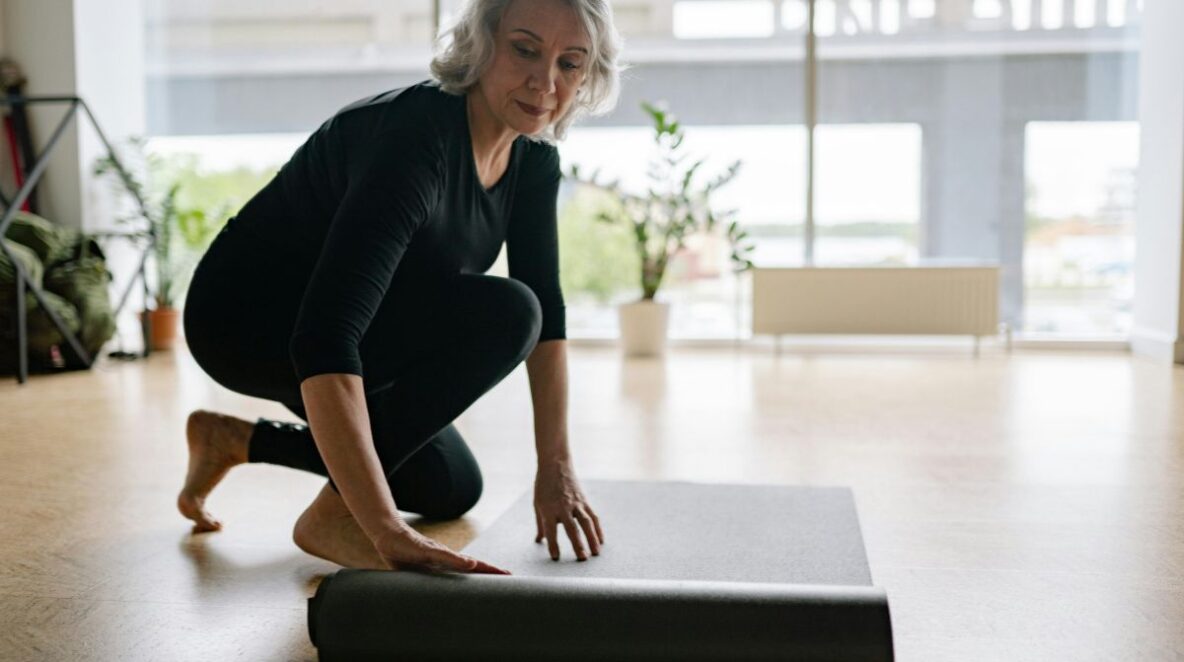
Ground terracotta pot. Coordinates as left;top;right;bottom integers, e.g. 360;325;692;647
617;299;670;357
139;307;181;350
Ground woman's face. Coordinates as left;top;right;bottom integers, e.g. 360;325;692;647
476;0;591;136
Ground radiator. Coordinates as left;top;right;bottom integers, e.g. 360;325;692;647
752;266;1000;339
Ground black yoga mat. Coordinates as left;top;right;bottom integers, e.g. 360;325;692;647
308;480;894;661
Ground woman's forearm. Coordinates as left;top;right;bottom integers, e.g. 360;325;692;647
524;339;572;469
299;373;405;540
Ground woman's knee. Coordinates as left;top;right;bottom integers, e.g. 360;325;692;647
388;425;485;521
428;462;484;520
469;276;542;363
504;278;543;357
404;463;483;521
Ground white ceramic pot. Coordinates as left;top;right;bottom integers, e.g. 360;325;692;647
617;299;671;357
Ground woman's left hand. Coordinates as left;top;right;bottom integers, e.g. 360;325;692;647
533;462;604;561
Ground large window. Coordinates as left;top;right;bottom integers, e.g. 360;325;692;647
813;0;1141;337
142;0;1143;340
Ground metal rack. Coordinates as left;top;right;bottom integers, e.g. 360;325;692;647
1;93;156;384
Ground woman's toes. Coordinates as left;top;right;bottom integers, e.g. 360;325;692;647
177;493;222;532
190;518;222;534
193;516;222;533
194;505;222;531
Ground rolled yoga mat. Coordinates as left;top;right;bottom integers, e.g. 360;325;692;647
307;479;894;661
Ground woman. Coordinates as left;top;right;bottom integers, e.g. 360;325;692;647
178;0;623;576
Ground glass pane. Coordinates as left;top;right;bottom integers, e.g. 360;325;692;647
1023;121;1138;336
554;1;804;339
559;124;806;339
673;1;777;38
814;124;921;266
145;1;435;136
813;0;1142;336
143;0;437;306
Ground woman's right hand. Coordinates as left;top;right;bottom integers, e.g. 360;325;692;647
372;521;511;575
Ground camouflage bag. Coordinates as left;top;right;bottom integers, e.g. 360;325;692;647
0;212;116;373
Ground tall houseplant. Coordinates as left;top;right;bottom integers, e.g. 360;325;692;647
93;136;228;349
568;101;755;355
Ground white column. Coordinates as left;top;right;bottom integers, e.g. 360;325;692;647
1131;0;1184;363
1030;0;1045;28
73;0;146;235
1093;0;1108;28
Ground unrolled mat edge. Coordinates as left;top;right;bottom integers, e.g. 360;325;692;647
308;569;894;662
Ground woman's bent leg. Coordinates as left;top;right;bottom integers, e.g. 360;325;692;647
249;418;482;520
201;273;540;519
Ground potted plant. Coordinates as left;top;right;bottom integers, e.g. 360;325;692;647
568;102;755;356
92;137;228;350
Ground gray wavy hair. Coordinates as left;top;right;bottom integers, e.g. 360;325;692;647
430;0;626;143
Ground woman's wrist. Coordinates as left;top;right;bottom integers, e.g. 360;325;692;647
332;479;407;543
335;481;407;542
537;453;573;473
535;434;573;470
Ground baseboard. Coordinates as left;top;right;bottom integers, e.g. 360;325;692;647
1130;327;1184;363
565;335;1133;354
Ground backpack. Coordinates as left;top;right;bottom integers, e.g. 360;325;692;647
0;211;116;373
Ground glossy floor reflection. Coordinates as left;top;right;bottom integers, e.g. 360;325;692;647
1;343;1181;660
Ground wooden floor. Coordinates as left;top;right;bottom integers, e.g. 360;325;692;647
1;342;1182;661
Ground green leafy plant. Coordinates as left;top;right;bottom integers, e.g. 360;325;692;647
567;101;755;300
92;136;232;309
557;185;639;303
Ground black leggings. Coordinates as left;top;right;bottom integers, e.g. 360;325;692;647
183;223;542;520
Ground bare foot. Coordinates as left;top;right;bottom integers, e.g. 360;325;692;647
293;482;388;570
178;409;252;533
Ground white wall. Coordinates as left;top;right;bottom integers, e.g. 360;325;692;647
2;0;82;228
1131;0;1184;363
0;0;145;232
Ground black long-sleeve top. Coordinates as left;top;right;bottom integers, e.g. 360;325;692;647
229;79;566;382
